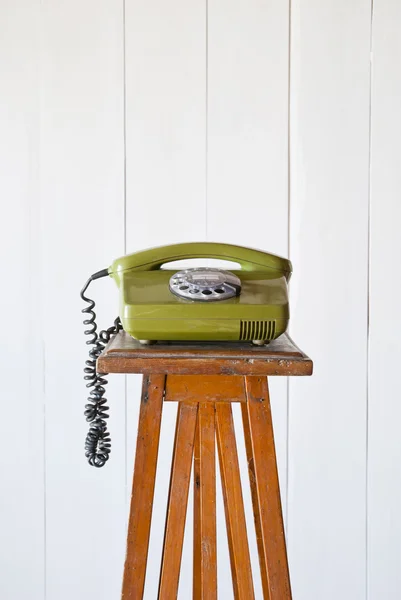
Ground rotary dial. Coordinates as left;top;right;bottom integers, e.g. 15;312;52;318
169;268;241;302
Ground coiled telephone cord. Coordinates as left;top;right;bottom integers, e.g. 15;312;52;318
80;269;122;467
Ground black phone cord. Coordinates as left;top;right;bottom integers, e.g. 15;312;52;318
80;270;122;467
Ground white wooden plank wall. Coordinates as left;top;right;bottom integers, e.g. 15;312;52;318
1;1;400;599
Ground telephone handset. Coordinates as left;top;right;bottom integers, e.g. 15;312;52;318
108;241;291;275
81;242;292;467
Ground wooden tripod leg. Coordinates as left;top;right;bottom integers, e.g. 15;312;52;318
158;402;198;599
122;375;165;600
243;376;292;600
215;403;255;600
193;403;217;600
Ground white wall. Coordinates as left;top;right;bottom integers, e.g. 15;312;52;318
1;1;400;599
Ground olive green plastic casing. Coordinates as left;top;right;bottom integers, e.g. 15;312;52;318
108;242;292;342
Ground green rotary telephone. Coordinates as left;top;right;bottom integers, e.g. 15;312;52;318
109;242;291;344
80;242;292;466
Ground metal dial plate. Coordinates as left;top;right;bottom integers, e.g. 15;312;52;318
169;268;241;302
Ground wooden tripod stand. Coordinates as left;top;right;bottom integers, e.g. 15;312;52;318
98;333;312;599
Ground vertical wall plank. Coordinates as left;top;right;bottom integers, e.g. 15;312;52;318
41;1;126;598
207;1;290;596
125;0;207;248
0;2;44;599
124;1;206;596
368;1;401;598
207;0;289;499
288;1;371;599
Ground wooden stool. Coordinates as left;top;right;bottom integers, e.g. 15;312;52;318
98;333;313;599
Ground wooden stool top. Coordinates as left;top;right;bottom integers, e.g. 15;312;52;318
98;332;313;376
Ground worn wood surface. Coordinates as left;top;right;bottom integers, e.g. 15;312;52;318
158;402;198;599
121;375;165;600
165;375;245;403
215;403;255;599
97;332;312;376
193;404;217;599
243;377;291;599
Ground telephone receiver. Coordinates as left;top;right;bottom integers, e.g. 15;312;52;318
108;241;292;277
80;242;292;467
